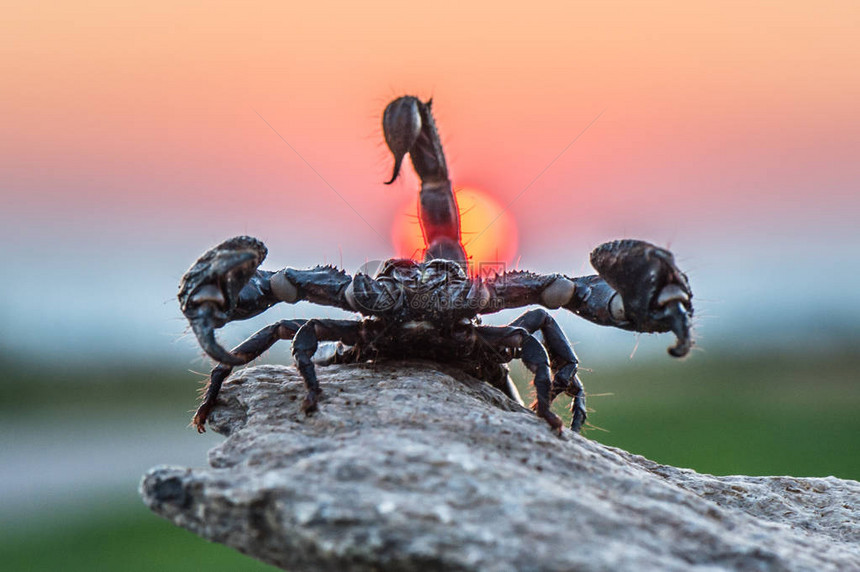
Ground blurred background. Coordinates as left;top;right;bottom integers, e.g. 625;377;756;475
1;1;858;570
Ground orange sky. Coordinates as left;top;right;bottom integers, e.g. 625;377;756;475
1;1;858;267
1;1;859;362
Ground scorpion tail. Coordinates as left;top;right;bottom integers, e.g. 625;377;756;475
383;96;467;268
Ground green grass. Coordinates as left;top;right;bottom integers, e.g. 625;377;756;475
0;505;278;572
0;360;194;415
536;350;860;479
4;350;859;480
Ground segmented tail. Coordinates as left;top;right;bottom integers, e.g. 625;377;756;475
383;96;467;268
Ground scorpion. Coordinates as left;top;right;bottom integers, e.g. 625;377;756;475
178;96;693;435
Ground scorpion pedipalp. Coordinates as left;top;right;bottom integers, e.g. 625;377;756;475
663;300;693;357
178;236;269;365
590;239;694;357
188;305;246;366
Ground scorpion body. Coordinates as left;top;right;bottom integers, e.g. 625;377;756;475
179;96;693;435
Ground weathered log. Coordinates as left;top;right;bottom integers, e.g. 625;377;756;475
141;362;860;571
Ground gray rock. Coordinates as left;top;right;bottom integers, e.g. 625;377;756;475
140;362;860;571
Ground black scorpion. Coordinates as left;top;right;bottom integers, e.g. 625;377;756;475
178;96;693;435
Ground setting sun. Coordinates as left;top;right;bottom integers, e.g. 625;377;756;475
391;187;519;273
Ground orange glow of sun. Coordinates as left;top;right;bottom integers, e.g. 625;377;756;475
391;187;519;274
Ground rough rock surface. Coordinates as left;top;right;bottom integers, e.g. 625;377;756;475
141;362;860;571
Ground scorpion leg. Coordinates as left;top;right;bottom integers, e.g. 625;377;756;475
509;309;587;433
476;325;564;435
383;96;467;268
192;319;306;432
292;319;363;415
489;364;525;406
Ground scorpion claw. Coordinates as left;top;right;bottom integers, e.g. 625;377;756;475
664;300;693;357
178;236;268;365
189;308;246;366
591;239;694;357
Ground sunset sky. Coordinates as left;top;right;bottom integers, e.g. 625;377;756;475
1;1;858;363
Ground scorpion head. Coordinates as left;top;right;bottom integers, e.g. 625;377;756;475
178;236;267;365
